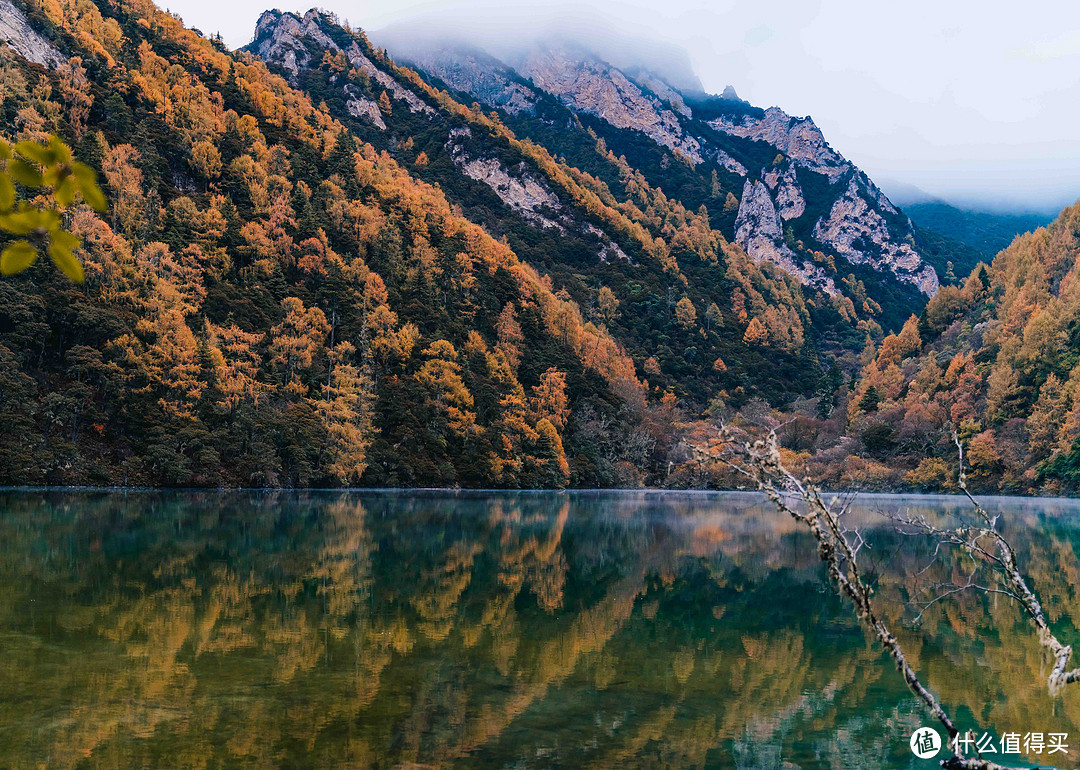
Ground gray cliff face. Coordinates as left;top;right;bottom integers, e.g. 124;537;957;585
518;46;704;164
0;0;65;67
253;11;433;116
711;105;938;294
341;42;434;115
709;107;848;181
251;10;334;77
343;86;385;129
735;180;837;296
764;164;805;220
445;129;631;263
446;129;565;232
396;46;537;115
813;176;939;295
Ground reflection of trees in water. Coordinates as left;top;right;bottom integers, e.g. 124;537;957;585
0;491;1077;768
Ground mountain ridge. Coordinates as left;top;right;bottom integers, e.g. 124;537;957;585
0;0;1043;491
364;16;945;298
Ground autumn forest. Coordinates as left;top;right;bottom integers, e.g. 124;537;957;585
0;0;1078;495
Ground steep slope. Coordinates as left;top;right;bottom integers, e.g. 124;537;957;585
841;202;1080;494
374;32;955;329
250;9;859;412
0;0;670;487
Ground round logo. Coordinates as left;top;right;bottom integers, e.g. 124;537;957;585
910;727;942;759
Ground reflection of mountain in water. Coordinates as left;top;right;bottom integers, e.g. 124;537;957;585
0;491;1077;768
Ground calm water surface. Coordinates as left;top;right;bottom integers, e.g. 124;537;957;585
1;490;1079;769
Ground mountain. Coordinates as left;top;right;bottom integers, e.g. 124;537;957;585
0;0;982;489
376;27;949;312
0;0;677;487
251;11;965;331
902;200;1052;261
248;8;847;407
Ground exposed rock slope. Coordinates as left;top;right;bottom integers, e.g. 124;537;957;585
0;0;65;67
382;34;942;307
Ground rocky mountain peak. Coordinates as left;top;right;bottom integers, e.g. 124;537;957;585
251;9;337;77
720;85;745;103
709;106;848;181
517;44;704;163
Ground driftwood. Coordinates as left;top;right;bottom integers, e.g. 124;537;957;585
716;426;1075;770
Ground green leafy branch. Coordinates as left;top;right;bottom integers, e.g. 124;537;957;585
0;135;107;283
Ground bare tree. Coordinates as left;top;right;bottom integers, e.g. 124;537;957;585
715;426;1077;770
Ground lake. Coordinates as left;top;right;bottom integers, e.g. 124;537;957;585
0;490;1078;769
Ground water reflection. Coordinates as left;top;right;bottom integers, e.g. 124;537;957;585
0;491;1077;769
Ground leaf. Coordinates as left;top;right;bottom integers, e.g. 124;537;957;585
0;205;59;236
0;209;37;235
8;159;43;188
48;135;72;165
73;164;107;212
0;141;11;161
51;228;80;251
0;174;14;212
14;140;51;167
48;232;84;282
1;240;38;275
55;177;76;207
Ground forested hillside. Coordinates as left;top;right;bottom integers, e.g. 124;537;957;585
248;9;862;406
0;0;676;487
781;202;1080;495
1;0;1060;492
905;200;1051;261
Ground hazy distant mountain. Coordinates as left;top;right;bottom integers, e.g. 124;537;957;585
903;201;1052;260
878;178;1052;260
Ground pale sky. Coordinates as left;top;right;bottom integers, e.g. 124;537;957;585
165;0;1080;214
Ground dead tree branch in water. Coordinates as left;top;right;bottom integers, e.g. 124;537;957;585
714;425;1070;770
893;432;1080;695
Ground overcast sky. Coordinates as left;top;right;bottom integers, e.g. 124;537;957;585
167;0;1080;213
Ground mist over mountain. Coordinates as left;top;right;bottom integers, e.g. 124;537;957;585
373;18;705;95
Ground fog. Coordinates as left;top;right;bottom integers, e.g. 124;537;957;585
168;0;1080;214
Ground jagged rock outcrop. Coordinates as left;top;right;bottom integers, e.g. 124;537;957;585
813;176;939;295
720;85;746;103
736;180;837;296
343;85;385;129
393;45;538;114
341;41;434;115
709;107;848;181
0;0;65;67
764;164;805;220
709;105;937;294
446;129;566;231
706;147;748;176
252;10;434;115
251;9;335;77
445;129;631;263
518;45;704;164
